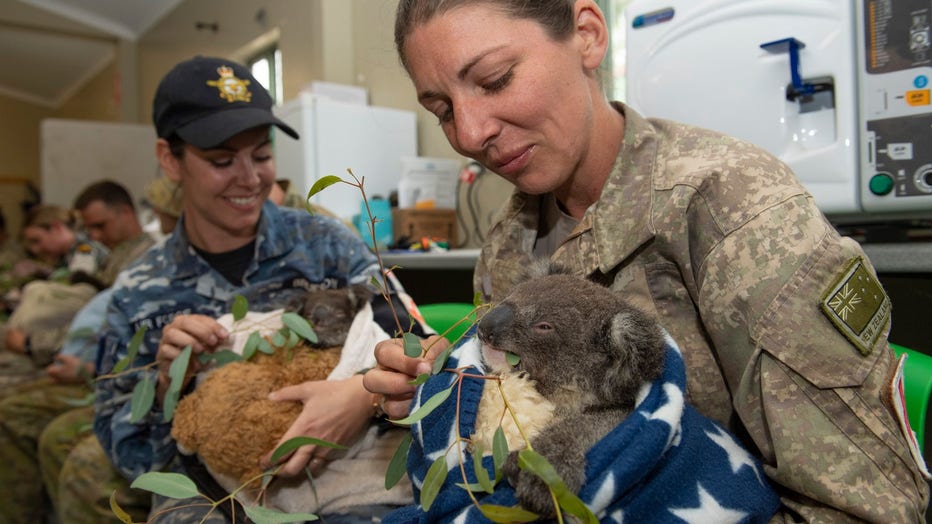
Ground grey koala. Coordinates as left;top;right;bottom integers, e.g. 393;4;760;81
297;283;373;348
477;272;665;517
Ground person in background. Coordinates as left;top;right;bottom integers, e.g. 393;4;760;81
18;204;107;277
364;1;930;522
143;174;184;237
0;180;156;524
0;207;26;271
91;55;418;524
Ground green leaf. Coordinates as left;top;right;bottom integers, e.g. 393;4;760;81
114;327;147;373
130;472;200;499
517;449;598;524
109;491;133;524
162;345;191;422
492;427;509;482
129;375;155;423
431;345;455;375
478;504;540;523
63;392;95;407
232;294;248;321
242;332;261;360
258;337;274;355
505;352;521;367
420;456;449;512
244;505;319;523
471;444;494;494
282;312;318;344
409;373;430;387
272;330;286;348
270;436;346;465
402;332;423;358
385;432;412;490
369;275;383;292
390;385;452;425
200;349;243;367
307;175;343;199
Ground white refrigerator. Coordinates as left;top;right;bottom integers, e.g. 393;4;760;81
273;92;418;220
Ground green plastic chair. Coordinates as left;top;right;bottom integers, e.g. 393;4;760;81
891;343;932;454
418;302;476;344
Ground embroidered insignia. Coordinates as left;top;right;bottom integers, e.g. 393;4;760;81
206;65;252;103
821;257;890;356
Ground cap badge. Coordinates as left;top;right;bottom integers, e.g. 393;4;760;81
206;66;252;103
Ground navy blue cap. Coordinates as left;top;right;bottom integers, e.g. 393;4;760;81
152;56;298;149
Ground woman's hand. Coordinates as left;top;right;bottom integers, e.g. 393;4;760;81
155;314;228;403
46;354;93;384
363;335;450;420
4;328;27;354
262;375;374;477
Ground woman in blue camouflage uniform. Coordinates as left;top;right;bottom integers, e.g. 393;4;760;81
366;1;931;522
92;56;416;523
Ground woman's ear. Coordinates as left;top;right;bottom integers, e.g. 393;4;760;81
574;0;610;71
156;139;182;183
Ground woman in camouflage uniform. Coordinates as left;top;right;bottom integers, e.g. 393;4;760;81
366;1;931;522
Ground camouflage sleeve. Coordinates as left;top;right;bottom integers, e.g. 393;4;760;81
698;194;929;522
93;294;174;480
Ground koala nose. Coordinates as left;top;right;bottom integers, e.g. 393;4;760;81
477;303;514;344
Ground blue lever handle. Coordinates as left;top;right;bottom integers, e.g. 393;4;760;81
761;37;817;99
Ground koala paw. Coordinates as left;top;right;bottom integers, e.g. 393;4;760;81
503;451;558;517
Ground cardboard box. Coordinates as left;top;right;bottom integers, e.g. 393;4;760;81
392;208;457;245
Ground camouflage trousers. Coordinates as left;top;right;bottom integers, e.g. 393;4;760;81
0;378;148;524
0;351;43;393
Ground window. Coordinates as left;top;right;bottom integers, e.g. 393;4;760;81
601;0;638;102
247;47;283;104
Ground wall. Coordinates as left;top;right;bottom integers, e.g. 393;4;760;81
0;0;509;247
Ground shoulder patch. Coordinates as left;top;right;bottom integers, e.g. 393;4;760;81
820;257;890;356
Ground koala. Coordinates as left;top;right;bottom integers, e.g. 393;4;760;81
476;272;665;517
296;283;373;348
172;283;374;488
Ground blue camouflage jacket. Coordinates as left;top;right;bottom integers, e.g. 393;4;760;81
93;202;381;480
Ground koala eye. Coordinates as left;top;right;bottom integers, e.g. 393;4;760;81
532;322;554;332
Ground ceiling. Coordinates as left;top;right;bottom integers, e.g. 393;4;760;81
0;0;183;107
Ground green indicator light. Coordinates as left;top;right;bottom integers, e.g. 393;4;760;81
869;173;894;196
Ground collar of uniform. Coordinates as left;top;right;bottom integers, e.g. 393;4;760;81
589;102;657;273
166;201;289;280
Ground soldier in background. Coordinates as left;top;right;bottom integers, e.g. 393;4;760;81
143;174;184;237
367;1;930;522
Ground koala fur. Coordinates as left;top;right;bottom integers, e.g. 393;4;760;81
171;284;372;488
475;273;665;517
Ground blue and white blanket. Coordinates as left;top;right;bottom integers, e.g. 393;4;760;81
383;333;781;523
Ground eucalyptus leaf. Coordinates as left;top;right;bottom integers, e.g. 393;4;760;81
63;392;95;407
244;505;319;523
272;330;286;348
409;373;430;387
114;327;147;374
270;436;346;465
258;337;274;355
431;345;455;375
308;175;343;199
492;427;508;482
478;504;539;523
282;312;318;344
232;294;248;321
391;385;452;425
471;444;494;494
129;375;155;423
109;491;133;524
473;292;484;308
402;332;422;358
202;349;243;367
385;432;412;490
369;275;383;292
162;345;191;422
420;456;449;512
285;328;299;350
242;331;262;360
130;472;200;499
505;352;521;367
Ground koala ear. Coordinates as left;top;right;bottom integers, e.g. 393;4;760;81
348;283;375;310
601;308;665;404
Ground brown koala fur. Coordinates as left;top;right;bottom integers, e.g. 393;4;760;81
475;272;665;517
171;284;372;488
